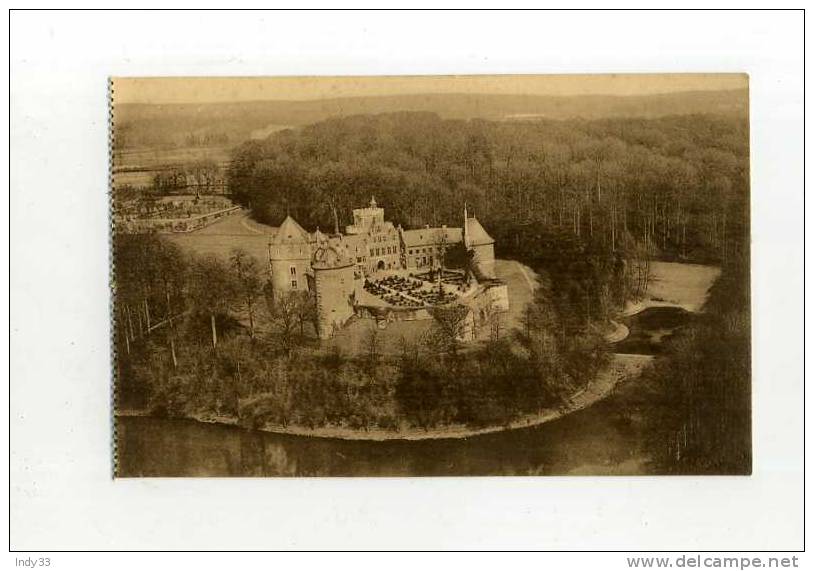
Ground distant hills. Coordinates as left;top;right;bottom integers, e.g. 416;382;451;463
113;89;748;150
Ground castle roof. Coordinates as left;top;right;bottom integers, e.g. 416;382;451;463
402;226;463;247
465;216;494;246
312;227;327;244
312;241;354;270
272;215;310;246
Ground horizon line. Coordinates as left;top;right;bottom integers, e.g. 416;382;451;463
112;74;748;106
116;86;748;106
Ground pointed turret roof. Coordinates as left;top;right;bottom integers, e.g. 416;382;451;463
272;215;309;245
465;216;494;246
313;226;327;244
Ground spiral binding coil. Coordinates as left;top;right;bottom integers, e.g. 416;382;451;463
108;77;119;479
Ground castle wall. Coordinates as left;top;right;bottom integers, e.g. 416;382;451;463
471;243;496;279
313;264;356;339
268;244;312;295
459;282;509;340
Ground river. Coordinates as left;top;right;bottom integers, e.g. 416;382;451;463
116;305;691;477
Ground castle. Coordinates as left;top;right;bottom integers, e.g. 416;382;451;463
267;197;505;339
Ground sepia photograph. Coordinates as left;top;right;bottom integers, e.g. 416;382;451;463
12;6;807;555
111;74;751;477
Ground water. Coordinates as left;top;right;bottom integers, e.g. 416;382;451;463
613;306;692;356
116;307;686;477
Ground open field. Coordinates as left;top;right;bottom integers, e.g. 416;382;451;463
497;260;538;329
112;144;234;189
114;144;234;170
164;210;276;263
624;261;722;315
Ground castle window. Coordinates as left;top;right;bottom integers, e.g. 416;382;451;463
291;280;298;289
290;266;297;276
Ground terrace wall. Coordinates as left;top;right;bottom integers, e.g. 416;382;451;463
116;205;241;234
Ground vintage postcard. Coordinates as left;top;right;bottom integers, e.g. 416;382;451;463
111;74;751;477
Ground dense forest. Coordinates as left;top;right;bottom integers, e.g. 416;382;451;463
644;255;751;474
229;111;748;265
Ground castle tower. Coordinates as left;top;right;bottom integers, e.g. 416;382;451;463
311;241;356;339
268;215;312;295
465;211;496;279
346;195;385;235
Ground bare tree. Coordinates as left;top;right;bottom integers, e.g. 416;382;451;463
188;255;237;350
293;291;316;337
265;287;301;357
363;324;386;375
229;248;262;338
188;159;219;198
154;240;186;367
426;304;470;357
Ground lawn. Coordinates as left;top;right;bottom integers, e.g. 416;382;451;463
493;259;538;330
624;261;722;315
165;211;276;264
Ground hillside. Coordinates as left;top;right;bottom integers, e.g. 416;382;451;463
113;89;748;150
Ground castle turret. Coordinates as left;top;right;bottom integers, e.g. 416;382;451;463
311;240;356;339
346;195;385;235
268;215;311;295
465;212;496;279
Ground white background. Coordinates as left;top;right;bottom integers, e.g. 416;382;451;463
7;8;807;556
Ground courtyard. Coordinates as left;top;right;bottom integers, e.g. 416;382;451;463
331;259;537;355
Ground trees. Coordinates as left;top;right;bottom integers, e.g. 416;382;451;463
229;248;262;338
425;304;471;358
265;287;313;357
187;255;237;350
187;159;220;197
153;239;186;368
645;261;751;474
152;169;186;194
116;110;749;445
228;112;748;266
114;234;188;360
293;291;316;337
363;324;386;376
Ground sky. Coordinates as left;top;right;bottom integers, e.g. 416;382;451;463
112;74;748;105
